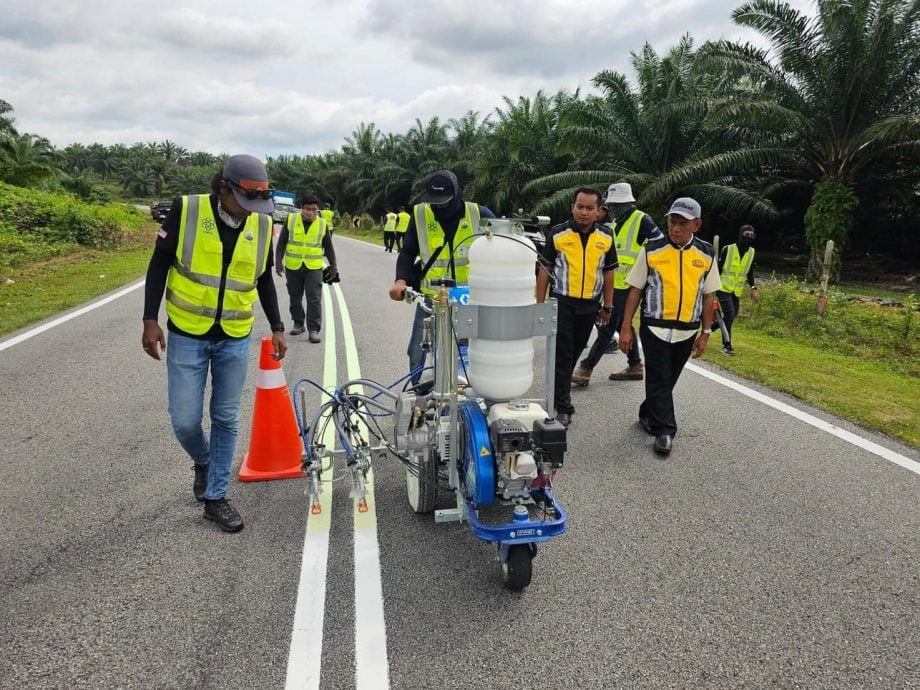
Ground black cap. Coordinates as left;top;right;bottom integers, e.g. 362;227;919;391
420;170;458;206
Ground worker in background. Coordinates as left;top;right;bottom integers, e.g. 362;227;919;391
618;197;720;455
394;205;411;251
275;193;338;343
572;182;662;387
716;224;760;355
537;187;617;428
141;154;286;533
320;203;335;235
388;169;494;383
383;208;398;252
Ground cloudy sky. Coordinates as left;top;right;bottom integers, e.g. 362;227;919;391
0;0;809;158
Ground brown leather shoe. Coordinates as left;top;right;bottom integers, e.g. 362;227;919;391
609;363;644;381
571;366;592;387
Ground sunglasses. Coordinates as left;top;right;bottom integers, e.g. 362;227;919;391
226;179;275;201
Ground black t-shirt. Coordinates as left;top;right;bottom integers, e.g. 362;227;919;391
142;194;283;339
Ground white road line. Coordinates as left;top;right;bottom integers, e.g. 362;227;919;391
285;287;337;690
685;362;920;477
332;284;390;690
0;280;145;352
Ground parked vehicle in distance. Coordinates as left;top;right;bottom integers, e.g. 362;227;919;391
272;202;297;224
150;200;172;222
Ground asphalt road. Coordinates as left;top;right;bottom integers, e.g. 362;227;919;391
1;236;918;689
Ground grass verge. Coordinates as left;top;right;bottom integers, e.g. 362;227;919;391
0;241;153;337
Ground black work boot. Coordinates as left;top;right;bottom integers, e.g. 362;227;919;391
193;464;209;502
204;498;244;533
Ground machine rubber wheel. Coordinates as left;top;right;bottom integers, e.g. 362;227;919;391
500;544;533;591
406;446;438;513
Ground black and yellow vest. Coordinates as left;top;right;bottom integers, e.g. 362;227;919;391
165;194;272;337
550;223;614;300
641;236;715;330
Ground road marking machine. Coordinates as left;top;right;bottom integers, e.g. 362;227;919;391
293;217;568;590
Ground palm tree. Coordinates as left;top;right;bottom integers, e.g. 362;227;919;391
699;0;920;276
469;90;575;214
0;133;56;187
0;99;18;137
526;36;777;221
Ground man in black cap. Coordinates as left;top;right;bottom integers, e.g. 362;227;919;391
141;154;287;533
715;224;760;354
387;169;494;382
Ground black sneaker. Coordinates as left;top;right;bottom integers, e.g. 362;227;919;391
193;464;208;502
204;498;244;532
290;324;306;336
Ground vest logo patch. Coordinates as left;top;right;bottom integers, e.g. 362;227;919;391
616;241;623;249
202;218;216;234
595;241;606;249
692;259;705;268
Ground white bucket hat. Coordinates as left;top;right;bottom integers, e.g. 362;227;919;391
605;182;635;204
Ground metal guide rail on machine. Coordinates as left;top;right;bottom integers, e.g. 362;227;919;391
291;216;569;590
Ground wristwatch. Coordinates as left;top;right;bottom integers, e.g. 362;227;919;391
702;328;712;334
601;305;613;313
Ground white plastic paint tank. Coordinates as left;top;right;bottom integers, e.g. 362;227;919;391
467;218;536;401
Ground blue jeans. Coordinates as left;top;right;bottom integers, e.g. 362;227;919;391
167;332;251;500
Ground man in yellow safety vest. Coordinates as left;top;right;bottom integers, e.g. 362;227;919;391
387;169;494;383
394;205;411;251
572;182;662;386
275;193;338;343
141;154;287;533
716;224;760;355
383;208;398;253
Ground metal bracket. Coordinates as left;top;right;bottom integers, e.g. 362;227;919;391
453;302;557;339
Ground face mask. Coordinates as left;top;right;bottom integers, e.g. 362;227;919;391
217;198;244;228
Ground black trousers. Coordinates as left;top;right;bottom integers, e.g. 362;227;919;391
716;291;739;346
383;231;396;251
394;232;404;250
638;323;696;436
555;303;598;415
285;265;323;332
580;287;641;369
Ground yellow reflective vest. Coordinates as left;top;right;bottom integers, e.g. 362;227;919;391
612;209;647;290
384;212;397;232
320;208;334;230
165;194;272;337
395;211;411;233
720;244;755;297
641;236;716;329
415;202;480;297
284;213;327;270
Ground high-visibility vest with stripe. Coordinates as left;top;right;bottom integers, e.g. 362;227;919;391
320;209;334;229
395;211;410;233
165;194;272;337
415;202;481;297
550;224;614;300
284;213;326;270
612;209;647;290
720;244;755;297
640;236;715;330
384;212;397;232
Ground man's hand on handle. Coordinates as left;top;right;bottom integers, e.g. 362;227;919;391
389;279;408;302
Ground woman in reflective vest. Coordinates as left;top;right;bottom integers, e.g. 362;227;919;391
715;225;759;354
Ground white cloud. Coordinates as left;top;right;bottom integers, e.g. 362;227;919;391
0;0;817;157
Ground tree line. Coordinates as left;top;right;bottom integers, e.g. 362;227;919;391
1;0;918;273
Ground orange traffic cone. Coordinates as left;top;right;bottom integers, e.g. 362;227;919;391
239;337;305;482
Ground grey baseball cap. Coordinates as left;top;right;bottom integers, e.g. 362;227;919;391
223;154;275;214
667;197;701;219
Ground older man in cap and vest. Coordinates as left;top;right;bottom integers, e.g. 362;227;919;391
716;224;760;354
388;169;494;383
572;182;662;386
275;193;338;343
141;154;287;532
618;197;721;455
